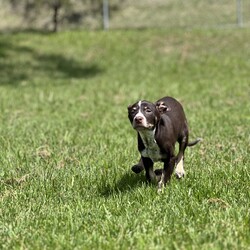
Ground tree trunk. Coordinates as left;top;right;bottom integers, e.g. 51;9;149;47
52;2;61;32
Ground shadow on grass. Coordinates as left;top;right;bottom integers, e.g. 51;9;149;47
0;38;103;86
0;28;56;36
101;171;145;197
35;54;102;79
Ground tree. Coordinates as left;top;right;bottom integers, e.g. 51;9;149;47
10;0;73;32
36;0;73;32
51;0;62;32
30;0;103;32
7;0;121;32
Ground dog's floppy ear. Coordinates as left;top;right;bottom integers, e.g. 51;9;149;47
127;104;132;110
156;101;171;114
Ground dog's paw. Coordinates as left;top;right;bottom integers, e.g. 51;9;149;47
175;170;185;179
154;169;163;182
157;180;165;193
154;168;163;176
131;165;144;174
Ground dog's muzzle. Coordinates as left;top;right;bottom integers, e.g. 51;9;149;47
133;115;153;130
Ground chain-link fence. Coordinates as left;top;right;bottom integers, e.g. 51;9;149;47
107;0;250;30
0;0;249;31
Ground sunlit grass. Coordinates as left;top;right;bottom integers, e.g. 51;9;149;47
0;28;249;249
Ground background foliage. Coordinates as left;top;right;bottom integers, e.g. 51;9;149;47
1;0;250;31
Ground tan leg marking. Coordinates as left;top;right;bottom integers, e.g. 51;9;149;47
175;156;185;178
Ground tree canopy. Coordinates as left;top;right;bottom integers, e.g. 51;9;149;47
6;0;120;32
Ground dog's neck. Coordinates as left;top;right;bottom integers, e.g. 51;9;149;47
138;128;165;162
138;128;157;149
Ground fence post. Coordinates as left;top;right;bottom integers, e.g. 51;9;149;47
236;0;243;27
103;0;109;30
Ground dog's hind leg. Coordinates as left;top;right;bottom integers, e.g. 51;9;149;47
175;135;188;179
158;156;175;192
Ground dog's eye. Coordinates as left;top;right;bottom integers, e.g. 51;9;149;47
145;108;152;113
131;107;137;113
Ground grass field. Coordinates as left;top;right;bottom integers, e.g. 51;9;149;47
0;28;250;249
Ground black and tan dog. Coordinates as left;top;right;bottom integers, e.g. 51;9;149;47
127;96;201;191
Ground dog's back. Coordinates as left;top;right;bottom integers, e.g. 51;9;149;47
155;96;188;141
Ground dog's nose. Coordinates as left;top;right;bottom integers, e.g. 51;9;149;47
135;116;143;124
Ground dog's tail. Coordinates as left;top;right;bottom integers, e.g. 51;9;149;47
188;138;203;147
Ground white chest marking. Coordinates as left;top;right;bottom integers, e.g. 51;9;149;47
139;129;164;162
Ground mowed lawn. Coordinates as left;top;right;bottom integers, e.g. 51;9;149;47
0;28;249;249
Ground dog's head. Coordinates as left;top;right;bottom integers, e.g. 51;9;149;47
127;100;160;131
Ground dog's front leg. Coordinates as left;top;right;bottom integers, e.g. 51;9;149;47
131;157;145;174
141;157;155;183
158;157;175;191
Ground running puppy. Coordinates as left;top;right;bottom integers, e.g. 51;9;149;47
127;96;201;191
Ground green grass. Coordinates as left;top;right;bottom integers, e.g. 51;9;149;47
0;28;250;249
